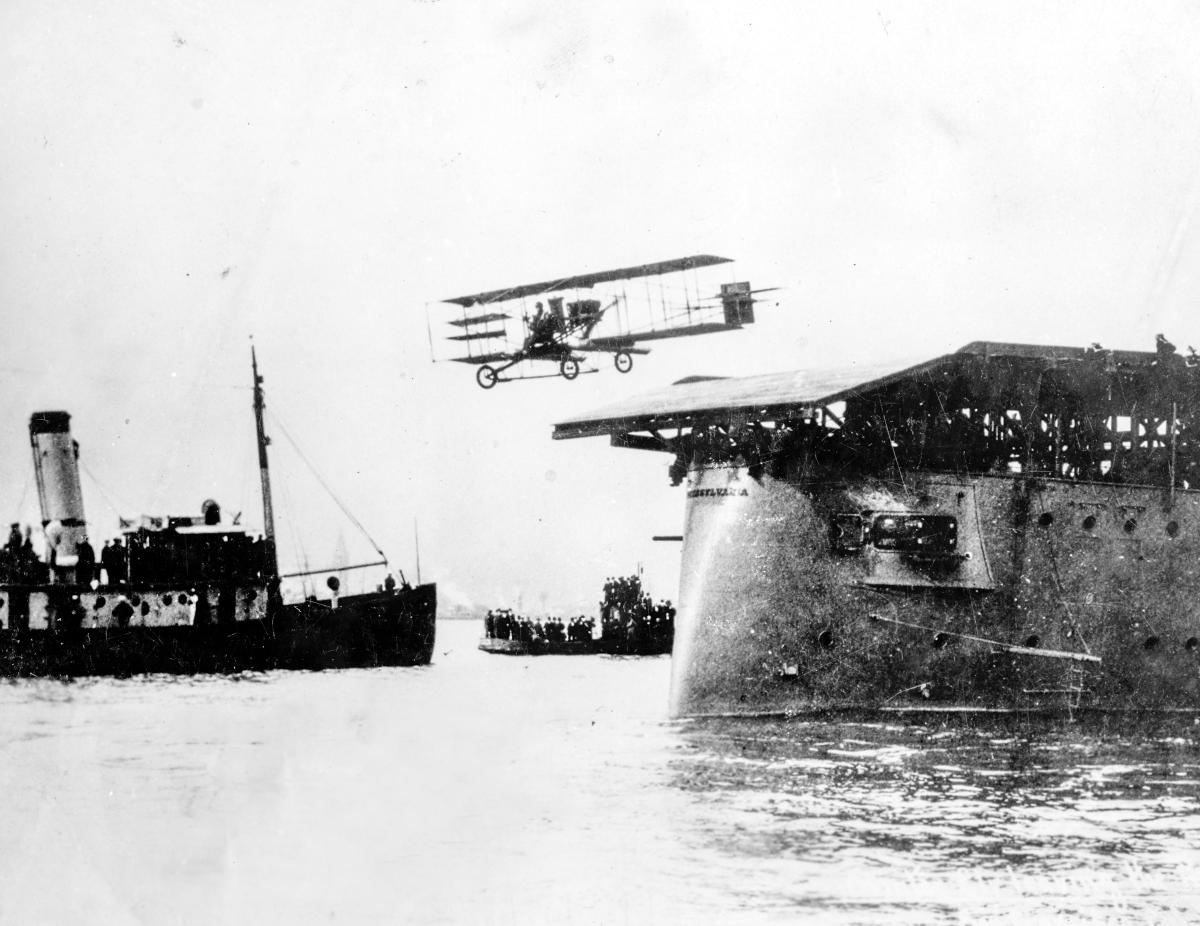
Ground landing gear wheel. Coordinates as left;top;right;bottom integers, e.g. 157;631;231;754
476;365;498;389
614;350;633;373
560;358;580;380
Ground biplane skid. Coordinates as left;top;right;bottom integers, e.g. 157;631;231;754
448;337;637;389
473;352;597;389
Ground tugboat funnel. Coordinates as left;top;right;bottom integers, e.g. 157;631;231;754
29;411;87;563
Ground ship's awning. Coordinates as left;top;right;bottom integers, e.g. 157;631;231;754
552;340;1161;440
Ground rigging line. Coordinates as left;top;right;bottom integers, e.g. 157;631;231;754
265;410;388;561
275;465;311;595
11;472;32;522
869;613;1101;663
238;427;255;529
425;302;437;364
78;460;137;518
280;559;386;580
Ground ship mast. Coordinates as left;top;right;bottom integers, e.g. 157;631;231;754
251;346;279;579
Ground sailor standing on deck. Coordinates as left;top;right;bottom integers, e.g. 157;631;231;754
76;536;96;586
102;540;128;585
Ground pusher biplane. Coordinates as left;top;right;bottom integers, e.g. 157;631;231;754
440;255;775;388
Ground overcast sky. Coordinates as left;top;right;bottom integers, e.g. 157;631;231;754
4;2;1200;612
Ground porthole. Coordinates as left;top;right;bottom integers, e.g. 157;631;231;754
0;598;5;610
1024;634;1041;648
1144;636;1160;651
162;595;173;605
93;596;106;610
1037;512;1054;527
130;594;141;606
1124;519;1137;534
140;601;150;616
1185;637;1198;652
1082;515;1097;530
1167;521;1180;538
932;632;949;649
817;629;835;650
178;594;189;606
247;589;258;602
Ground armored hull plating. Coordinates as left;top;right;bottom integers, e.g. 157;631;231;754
672;465;1198;716
555;339;1200;717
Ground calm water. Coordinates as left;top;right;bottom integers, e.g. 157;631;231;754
0;620;1197;925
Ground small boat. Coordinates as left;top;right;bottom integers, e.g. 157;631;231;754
477;635;669;657
0;348;436;677
478;579;674;656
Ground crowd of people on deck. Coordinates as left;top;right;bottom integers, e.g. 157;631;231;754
0;524;45;584
484;608;596;644
0;521;136;588
482;574;675;653
600;574;674;651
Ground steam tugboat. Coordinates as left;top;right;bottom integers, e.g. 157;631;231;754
0;350;436;677
555;338;1200;717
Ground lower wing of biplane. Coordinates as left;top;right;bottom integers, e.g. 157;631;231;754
438;255;777;388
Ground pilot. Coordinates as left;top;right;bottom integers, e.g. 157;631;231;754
524;303;546;351
537;302;560;341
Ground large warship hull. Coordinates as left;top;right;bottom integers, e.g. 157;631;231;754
671;466;1199;717
553;339;1200;719
0;582;436;677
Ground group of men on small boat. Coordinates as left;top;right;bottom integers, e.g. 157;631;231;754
484;609;596;645
481;574;676;652
599;574;675;651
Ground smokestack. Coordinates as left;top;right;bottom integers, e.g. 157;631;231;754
29;411;87;562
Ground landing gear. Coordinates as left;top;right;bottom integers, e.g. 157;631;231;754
476;365;498;389
560;358;580;380
614;350;633;374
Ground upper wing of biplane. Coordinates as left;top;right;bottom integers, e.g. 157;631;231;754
442;255;733;307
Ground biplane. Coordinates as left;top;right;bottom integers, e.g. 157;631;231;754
440;255;775;388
